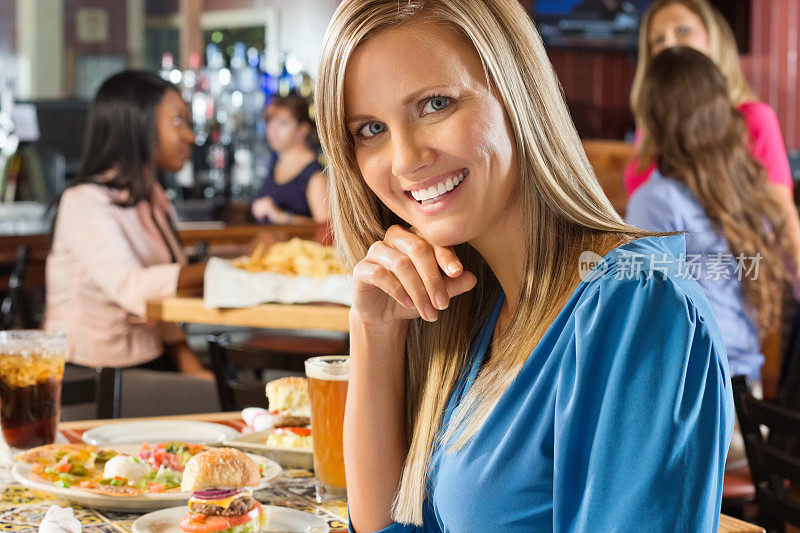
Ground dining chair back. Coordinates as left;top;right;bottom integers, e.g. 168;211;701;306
732;375;800;531
0;245;37;330
207;332;306;411
61;365;122;419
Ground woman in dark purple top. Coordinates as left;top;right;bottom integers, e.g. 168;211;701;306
251;94;329;224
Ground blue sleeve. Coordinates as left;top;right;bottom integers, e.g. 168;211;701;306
625;183;682;233
553;273;734;532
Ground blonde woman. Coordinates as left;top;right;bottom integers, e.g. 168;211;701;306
317;0;733;531
626;0;800;286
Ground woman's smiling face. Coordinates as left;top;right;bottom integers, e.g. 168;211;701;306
343;20;519;247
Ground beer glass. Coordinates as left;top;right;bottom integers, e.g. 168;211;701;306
305;355;349;502
0;331;66;449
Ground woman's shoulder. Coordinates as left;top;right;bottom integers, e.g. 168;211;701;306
578;235;712;319
738;100;780;130
60;182;115;208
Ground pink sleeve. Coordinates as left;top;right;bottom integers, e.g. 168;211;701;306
740;101;792;189
622;130;655;196
58;189;181;318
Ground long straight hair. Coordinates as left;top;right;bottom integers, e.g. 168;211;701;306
73;70;177;206
630;0;757;171
639;47;786;336
316;0;657;524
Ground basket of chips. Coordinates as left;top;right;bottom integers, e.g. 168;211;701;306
203;238;352;308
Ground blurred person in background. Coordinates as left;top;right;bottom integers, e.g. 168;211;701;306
626;0;800;289
45;70;212;379
251;93;330;226
626;47;794;469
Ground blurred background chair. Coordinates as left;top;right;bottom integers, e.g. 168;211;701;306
732;375;800;532
0;245;37;330
207;331;347;411
61;366;121;420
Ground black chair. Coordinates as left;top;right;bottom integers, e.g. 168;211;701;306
732;375;800;531
207;331;346;411
61;365;122;419
0;245;37;330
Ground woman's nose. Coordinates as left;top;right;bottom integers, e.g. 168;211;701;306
391;129;435;178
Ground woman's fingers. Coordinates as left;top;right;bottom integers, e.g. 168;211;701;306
384;226;452;313
353;259;419;317
366;241;438;321
444;271;477;298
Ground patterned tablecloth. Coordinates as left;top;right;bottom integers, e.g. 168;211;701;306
0;415;348;532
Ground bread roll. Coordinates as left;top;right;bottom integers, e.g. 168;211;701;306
265;377;310;417
181;448;260;492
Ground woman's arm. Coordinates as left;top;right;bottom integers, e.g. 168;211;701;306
307;172;331;224
345;225;476;532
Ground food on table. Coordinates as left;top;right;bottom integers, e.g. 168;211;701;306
264;376;311;428
264;426;313;450
232;238;344;278
179;447;267;533
15;441;212;496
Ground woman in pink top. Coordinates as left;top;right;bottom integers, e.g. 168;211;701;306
45;71;210;377
626;0;800;283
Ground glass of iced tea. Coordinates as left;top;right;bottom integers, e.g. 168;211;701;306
0;331;66;449
304;355;349;502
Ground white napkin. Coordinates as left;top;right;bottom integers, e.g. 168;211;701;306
38;505;82;533
242;407;271;432
203;256;353;308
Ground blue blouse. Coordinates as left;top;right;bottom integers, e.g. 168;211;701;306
353;235;733;533
626;170;763;380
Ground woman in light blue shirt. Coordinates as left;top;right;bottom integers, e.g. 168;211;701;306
315;2;734;531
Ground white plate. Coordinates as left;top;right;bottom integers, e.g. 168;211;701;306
132;505;330;533
82;420;240;445
11;452;282;512
223;430;314;470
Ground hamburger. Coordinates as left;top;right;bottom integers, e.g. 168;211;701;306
264;377;310;428
179;448;266;533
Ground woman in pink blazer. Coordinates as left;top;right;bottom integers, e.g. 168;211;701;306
45;70;210;378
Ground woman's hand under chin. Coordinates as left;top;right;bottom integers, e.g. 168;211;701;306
350;224;477;328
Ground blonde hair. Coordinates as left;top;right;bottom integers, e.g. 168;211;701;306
317;0;654;524
631;0;757;172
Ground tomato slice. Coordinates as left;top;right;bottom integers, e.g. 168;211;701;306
179;501;261;533
275;427;311;437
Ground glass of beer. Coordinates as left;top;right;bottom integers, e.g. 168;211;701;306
0;331;66;449
305;355;349;502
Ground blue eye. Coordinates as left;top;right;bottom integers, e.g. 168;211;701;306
422;96;450;115
358;122;386;139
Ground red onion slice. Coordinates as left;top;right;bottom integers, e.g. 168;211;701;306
192;489;242;500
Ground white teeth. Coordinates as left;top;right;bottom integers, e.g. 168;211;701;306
410;170;467;204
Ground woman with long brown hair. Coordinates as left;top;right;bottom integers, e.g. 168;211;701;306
626;46;788;469
317;0;733;530
626;0;800;287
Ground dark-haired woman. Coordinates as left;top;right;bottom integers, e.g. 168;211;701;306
251;94;329;225
45;70;211;378
626;47;791;469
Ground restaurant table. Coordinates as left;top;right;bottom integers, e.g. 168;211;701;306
0;412;347;532
146;297;350;332
0;412;764;532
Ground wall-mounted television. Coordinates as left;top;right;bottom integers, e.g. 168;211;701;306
532;0;653;53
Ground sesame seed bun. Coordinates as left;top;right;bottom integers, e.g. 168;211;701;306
180;448;260;492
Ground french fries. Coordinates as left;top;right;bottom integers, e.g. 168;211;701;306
232;238;344;278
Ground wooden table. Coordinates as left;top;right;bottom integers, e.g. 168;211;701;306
147;296;350;332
